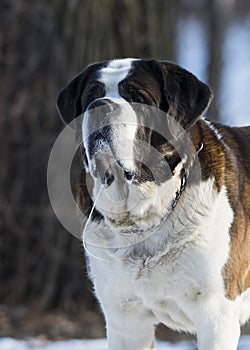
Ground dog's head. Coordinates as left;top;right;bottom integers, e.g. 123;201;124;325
57;59;212;229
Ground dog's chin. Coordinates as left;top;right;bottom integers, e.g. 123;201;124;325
91;175;175;232
104;212;164;234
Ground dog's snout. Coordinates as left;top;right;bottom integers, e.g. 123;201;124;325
84;97;137;186
87;98;118;113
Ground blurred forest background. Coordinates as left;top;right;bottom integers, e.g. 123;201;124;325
0;0;250;342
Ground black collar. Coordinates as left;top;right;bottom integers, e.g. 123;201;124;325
167;142;204;217
171;171;188;210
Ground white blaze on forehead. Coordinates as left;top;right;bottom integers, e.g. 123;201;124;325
99;58;137;98
96;59;139;172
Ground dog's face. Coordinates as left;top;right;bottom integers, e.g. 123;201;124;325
57;59;212;229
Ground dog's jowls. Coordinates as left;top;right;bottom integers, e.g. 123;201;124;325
57;58;250;350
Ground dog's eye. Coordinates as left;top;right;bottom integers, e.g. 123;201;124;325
119;83;152;104
127;86;145;102
83;82;105;110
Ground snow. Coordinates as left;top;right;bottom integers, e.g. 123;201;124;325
0;338;193;350
1;336;250;350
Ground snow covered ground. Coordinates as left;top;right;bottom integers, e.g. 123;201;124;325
1;336;250;350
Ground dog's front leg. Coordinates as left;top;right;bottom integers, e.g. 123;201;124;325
103;303;156;350
107;326;155;350
195;298;240;350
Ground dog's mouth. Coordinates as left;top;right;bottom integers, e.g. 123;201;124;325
84;147;179;231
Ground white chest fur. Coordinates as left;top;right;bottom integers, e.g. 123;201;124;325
86;179;237;335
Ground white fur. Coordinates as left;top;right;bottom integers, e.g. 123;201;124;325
99;58;137;98
84;175;249;350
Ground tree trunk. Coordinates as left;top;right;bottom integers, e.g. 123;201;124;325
0;0;177;309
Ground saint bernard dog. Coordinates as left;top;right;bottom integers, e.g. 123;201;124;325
57;58;250;350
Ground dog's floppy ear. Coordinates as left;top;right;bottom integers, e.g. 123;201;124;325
156;61;213;130
57;73;86;126
56;62;105;126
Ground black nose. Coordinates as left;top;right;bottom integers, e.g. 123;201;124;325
124;170;135;181
102;171;115;188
